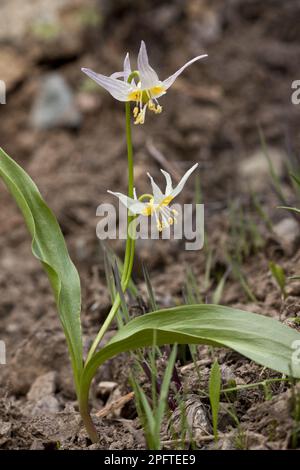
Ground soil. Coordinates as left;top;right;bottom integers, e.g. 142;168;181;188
1;0;300;450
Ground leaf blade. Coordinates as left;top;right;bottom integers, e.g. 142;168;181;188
0;149;83;391
82;304;300;401
209;360;221;441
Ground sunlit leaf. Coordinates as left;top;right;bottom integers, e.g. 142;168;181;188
0;148;83;393
81;304;300;411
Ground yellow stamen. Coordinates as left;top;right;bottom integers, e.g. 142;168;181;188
141;198;155;216
134;110;145;125
157;221;163;232
148;100;156;111
133;106;139;118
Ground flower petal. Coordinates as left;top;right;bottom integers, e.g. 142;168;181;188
162;54;208;90
81;68;131;101
137;41;159;90
123;52;132;82
110;54;132;82
160;169;173;195
107;191;146;214
147;173;164;204
110;71;126;79
169;163;198;199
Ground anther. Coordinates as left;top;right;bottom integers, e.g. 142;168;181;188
148;100;155;111
133;106;139;118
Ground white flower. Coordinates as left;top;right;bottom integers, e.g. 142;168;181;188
82;41;207;124
108;163;198;231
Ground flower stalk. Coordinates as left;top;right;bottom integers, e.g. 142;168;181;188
85;99;136;363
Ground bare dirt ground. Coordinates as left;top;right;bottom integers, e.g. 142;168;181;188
0;0;300;450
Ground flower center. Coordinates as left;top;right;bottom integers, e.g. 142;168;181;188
140;196;177;232
127;85;165;124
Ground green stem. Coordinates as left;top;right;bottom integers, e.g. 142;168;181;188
80;84;137;443
221;376;289;394
79;395;99;444
85;102;135;363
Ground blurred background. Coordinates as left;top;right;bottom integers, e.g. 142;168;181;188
1;0;300;449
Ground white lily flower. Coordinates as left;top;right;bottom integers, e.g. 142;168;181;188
82;41;207;124
108;163;198;231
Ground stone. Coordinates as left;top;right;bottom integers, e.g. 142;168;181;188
273;217;300;254
238;147;284;192
30;74;81;129
168;394;212;441
30;396;60;416
97;381;118;397
27;371;57;401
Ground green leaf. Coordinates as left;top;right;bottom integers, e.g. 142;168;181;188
269;261;287;298
0;149;83;393
291;173;300;190
209;360;221;441
212;273;227;305
278;206;300;214
81;304;300;410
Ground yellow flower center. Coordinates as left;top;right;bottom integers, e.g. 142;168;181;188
140;195;176;232
127;85;165;124
127;85;165;103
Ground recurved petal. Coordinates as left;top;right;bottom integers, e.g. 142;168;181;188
123;52;132;82
160;169;173;195
107;191;146;214
169;163;198;199
81;68;131;101
137;41;160;90
162;54;208;90
147;173;164;204
110;71;126;79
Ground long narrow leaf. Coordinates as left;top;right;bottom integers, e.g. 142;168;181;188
209;360;221;441
0;149;83;393
81;304;300;409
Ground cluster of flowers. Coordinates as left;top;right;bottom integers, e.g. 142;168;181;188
82;42;207;231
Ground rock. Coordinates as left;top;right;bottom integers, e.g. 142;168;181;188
27;371;57;401
273;217;300;254
0;419;12;446
30;396;60;416
238;147;284;192
96;381;118;398
26;371;59;416
0;420;11;437
220;364;236;384
168;394;212;441
30;74;81;129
